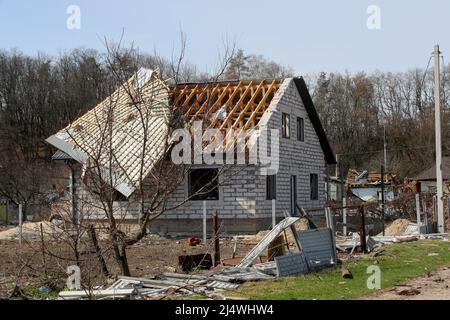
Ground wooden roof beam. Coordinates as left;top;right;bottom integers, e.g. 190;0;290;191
203;83;232;119
243;80;278;130
231;80;266;130
192;83;221;120
207;81;243;129
219;81;254;130
173;85;189;106
184;84;209;116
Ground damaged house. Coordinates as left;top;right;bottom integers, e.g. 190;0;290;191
412;157;450;194
46;69;335;234
346;169;396;203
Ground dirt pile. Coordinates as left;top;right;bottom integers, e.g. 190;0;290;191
0;221;64;240
383;219;411;236
252;218;310;244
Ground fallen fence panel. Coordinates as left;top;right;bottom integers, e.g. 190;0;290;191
238;217;299;268
275;253;309;277
297;228;337;269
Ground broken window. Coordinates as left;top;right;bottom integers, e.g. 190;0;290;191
310;173;319;200
188;168;219;201
282;113;290;138
297;117;304;141
266;175;277;200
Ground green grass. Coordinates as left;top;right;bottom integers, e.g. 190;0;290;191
229;240;450;300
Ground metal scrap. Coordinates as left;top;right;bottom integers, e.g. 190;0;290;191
237;217;300;268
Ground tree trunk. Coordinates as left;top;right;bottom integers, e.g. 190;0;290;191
88;225;109;277
112;241;130;276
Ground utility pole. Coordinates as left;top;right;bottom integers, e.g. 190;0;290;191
381;165;385;236
383;124;387;171
434;44;445;233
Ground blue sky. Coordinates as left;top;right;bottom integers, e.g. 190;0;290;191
0;0;449;74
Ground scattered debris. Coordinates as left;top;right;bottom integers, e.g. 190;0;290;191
341;267;353;279
59;288;136;300
428;253;439;257
237;217;299;268
187;237;201;247
397;288;421;296
383;219;411;236
59;267;274;300
178;253;212;272
0;221;63;240
267;235;287;260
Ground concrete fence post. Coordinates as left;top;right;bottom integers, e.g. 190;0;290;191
342;198;347;235
202;200;207;244
272;199;276;229
19;203;23;245
415;193;421;225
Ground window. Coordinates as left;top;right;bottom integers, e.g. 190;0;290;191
310;174;319;200
188;168;219;201
266;175;277;200
297;117;304;141
282;113;290;138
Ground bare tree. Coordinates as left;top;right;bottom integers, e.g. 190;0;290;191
56;36;237;276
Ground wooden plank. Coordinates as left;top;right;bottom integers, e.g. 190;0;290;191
204;83;232;120
173;85;189;106
192;83;221;119
208;82;243;129
231;80;265;129
243;80;277;129
220;81;254;130
185;84;213;117
182;84;200;111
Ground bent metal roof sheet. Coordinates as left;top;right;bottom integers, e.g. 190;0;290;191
46;68;171;197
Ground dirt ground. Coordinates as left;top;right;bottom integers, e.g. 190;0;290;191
0;230;257;298
362;266;450;300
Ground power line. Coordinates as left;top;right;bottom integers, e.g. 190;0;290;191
336;144;436;157
420;55;433;93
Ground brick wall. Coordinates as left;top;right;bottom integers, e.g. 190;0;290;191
254;78;327;220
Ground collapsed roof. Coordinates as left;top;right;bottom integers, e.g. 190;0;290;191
171;79;282;130
346;169;396;187
46;68;171;197
47;69;335;198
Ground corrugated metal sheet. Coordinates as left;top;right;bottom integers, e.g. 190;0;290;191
51;150;71;161
297;228;336;269
238;217;300;268
46;68;170;197
275;253;309;277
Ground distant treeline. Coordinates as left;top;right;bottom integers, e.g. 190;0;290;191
0;47;448;179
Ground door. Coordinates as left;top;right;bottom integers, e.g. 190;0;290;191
290;175;298;216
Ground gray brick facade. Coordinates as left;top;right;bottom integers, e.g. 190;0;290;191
71;78;329;234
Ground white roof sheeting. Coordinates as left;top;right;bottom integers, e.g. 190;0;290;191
46;68;170;197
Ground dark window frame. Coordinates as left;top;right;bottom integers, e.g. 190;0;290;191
266;175;277;200
188;168;219;201
297;117;304;141
310;173;319;200
282;113;290;138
